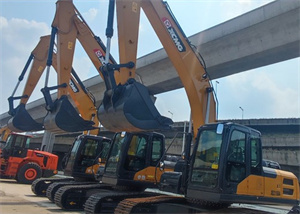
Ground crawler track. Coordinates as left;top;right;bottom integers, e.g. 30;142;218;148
114;195;297;214
84;191;157;214
46;181;95;202
54;183;112;210
115;195;185;214
31;177;74;196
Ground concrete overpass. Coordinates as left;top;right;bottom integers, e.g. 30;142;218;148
0;0;299;125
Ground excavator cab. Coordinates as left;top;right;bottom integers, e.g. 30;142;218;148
185;123;300;205
102;131;169;190
98;78;173;132
63;134;111;180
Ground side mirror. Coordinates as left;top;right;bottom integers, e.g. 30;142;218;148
181;152;185;160
216;124;224;134
159;161;165;171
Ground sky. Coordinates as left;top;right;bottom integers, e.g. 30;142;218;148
0;0;299;124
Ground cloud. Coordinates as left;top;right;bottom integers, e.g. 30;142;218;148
0;17;50;113
72;55;96;80
220;0;273;22
1;17;50;56
156;89;190;122
82;8;98;21
217;67;299;119
251;72;299;118
0;16;8;28
237;0;252;5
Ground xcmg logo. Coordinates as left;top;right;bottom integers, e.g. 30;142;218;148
93;49;106;64
162;17;186;52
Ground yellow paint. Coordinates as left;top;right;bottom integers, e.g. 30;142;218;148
85;163;101;175
132;2;138;13
133;166;173;183
237;175;264;196
68;42;73;50
237;170;300;201
211;163;218;169
38;66;44;73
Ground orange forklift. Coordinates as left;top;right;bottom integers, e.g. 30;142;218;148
0;132;58;184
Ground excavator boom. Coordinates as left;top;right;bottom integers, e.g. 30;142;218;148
7;35;100;135
42;0;117;133
98;0;216;136
7;35;50;132
98;0;174;132
140;0;216;134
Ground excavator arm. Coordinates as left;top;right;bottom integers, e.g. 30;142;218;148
99;0;216;137
98;0;174;132
7;35;100;135
42;0;116;133
7;35;50;132
140;0;216;133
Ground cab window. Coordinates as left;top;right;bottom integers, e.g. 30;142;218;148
25;137;30;149
151;136;163;166
15;136;25;147
99;141;111;162
226;130;246;182
193;130;222;169
125;135;147;171
82;139;98;157
250;134;262;175
191;129;222;188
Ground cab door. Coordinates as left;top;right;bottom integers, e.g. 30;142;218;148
223;128;264;196
223;128;247;194
123;133;164;182
243;132;264;196
124;134;150;172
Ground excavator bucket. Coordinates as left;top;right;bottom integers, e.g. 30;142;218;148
43;95;97;132
7;103;44;132
98;79;173;132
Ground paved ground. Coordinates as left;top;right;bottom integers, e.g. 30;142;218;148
0;178;84;214
0;178;296;214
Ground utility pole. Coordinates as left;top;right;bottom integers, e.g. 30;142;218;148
215;81;219;120
239;106;244;119
168;110;173;120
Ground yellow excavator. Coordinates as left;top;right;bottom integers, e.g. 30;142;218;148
82;0;299;213
47;0;215;211
26;0;298;213
26;0;166;204
85;0;299;213
24;1;178;210
4;35;111;194
26;0;297;213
